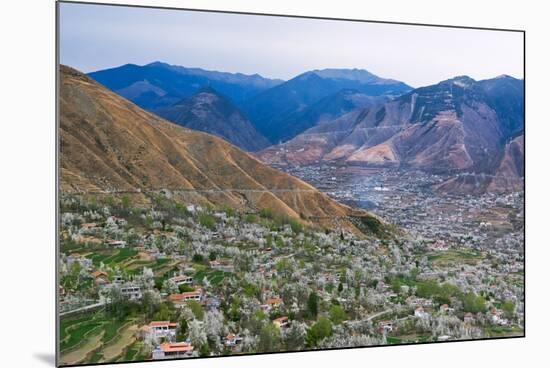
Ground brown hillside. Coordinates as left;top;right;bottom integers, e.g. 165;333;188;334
59;65;384;236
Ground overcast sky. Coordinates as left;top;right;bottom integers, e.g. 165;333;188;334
59;2;524;88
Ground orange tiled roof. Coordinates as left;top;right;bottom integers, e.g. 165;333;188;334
159;342;193;353
265;297;282;305
90;270;108;278
149;321;177;328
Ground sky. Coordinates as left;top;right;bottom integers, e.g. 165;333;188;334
59;2;524;88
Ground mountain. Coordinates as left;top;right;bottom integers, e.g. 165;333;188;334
88;61;283;110
60;65;388;236
154;87;270;151
434;134;524;194
257;75;524;192
265;89;387;143
242;69;412;143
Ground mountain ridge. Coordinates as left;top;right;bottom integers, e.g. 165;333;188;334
60;64;389;236
257;74;524;193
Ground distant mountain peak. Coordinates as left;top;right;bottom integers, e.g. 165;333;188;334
440;75;477;88
494;74;514;79
312;68;376;80
145;60;168;67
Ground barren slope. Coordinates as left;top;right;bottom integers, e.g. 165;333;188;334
60;65;385;235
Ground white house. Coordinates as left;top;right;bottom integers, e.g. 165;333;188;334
141;321;178;342
120;283;142;300
169;275;194;286
414;306;428;318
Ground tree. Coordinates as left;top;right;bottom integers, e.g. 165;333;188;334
259;208;274;219
198;213;216;230
305;317;332;347
188;319;207;348
141;289;161;318
162;279;179;295
502;301;516;319
121;194;131;210
178;284;194;293
307;291;319;319
283;321;306;351
289;218;303;233
176;318;189;341
462;292;486;314
105;286;130;321
329;304;347;325
187;300;204;320
153;303;172;321
192;253;205;264
258;323;282;352
208;251;217;261
204;310;225;352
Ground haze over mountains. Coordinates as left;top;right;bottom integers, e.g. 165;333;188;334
61;65;385;236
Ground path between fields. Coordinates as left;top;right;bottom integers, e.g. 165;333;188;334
101;324;138;362
60;332;104;366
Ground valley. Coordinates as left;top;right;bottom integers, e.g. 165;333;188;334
270;164;524;249
59;63;524;364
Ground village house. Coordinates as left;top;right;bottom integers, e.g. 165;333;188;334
90;270;109;286
260;297;283;312
440;304;454;313
141;321;178;342
80;222;98;230
113;275;124;285
169;275;194;287
106;239;127;248
272;316;289;328
152;342;194;360
378;320;393;333
414;306;429;318
464;312;475;324
120;283;142;300
209;259;234;272
490;309;508;325
223;334;243;352
168;289;203;307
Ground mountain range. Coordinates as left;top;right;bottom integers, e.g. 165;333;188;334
60;65;388;236
257;75;524;192
88;63;411;149
86;61;523;194
88;61;284;111
242;69;412;143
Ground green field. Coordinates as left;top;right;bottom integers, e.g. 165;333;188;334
427;249;483;266
194;269;232;286
60;311;138;363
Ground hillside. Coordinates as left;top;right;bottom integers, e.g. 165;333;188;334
60;65;387;236
243;68;411;143
257;75;524;192
154;87;270;151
